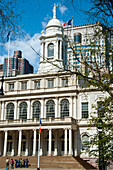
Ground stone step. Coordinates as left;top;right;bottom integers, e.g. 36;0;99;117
0;156;97;169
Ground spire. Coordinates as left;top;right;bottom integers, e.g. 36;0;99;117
53;4;58;19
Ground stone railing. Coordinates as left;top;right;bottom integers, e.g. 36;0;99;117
0;117;77;126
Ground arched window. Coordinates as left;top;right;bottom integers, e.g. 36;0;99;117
60;99;69;117
32;101;41;119
46;100;55;118
6;103;14;120
48;43;54;57
19;102;27;119
82;134;89;151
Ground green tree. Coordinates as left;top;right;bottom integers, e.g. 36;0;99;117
65;0;113;167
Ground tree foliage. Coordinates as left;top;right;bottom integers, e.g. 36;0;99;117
69;0;113;27
68;23;113;166
89;97;113;166
0;0;20;41
66;0;113;166
85;0;113;26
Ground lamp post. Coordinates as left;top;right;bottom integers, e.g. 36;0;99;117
97;119;106;170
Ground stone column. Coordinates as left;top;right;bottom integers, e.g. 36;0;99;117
26;131;29;156
64;128;67;156
54;131;57;156
0;102;2;120
56;40;58;60
64;45;65;63
69;128;72;155
0;132;2;156
60;41;62;60
73;96;76;119
41;99;44;118
33;129;36;156
14;101;17;120
55;98;58;118
70;97;73;117
1;101;4;120
12;132;15;156
40;42;44;62
27;100;31;119
3;130;8;156
18;130;22;156
45;43;48;59
74;130;77;156
48;129;52;156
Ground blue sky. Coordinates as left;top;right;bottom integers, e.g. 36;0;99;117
0;0;91;73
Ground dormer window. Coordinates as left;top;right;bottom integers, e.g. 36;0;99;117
62;78;68;87
9;83;14;91
48;43;54;57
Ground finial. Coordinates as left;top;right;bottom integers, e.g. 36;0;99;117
53;4;58;19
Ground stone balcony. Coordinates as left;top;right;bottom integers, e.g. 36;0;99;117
0;117;77;130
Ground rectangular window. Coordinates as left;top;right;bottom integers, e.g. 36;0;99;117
97;101;104;118
34;81;40;89
21;81;27;90
9;83;14;91
48;79;54;88
82;102;88;118
62;78;68;87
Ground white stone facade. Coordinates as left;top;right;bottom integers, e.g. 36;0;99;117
0;71;107;158
0;5;109;168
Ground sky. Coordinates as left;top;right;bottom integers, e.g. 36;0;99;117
0;0;91;73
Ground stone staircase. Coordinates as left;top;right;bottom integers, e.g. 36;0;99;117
0;156;97;169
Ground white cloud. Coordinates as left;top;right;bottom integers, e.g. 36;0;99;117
41;15;52;29
44;14;52;21
59;4;68;15
0;33;41;73
41;21;47;29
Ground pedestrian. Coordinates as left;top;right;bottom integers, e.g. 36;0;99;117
18;159;20;167
10;159;14;169
6;158;9;170
23;159;25;167
15;159;18;168
26;158;29;168
20;158;22;168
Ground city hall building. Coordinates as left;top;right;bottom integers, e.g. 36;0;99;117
0;4;112;168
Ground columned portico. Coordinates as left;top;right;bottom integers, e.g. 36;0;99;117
18;130;22;156
0;117;77;157
3;130;8;156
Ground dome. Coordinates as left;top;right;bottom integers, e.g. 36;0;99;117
46;18;62;28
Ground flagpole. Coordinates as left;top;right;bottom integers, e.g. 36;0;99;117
37;116;41;170
7;34;10;77
37;133;40;170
